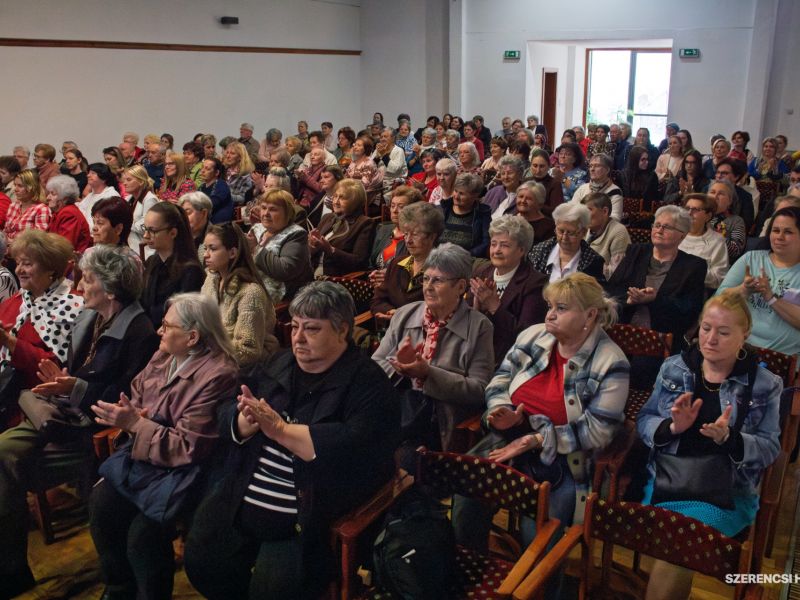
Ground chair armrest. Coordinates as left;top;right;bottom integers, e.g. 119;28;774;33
512;524;583;600
332;473;413;542
496;518;561;596
354;311;374;328
782;388;800;454
591;420;635;496
456;414;483;434
340;271;369;280
92;428;115;460
761;451;788;506
743;583;764;599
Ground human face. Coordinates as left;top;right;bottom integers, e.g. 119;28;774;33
458;146;473;166
490;232;525;274
239;127;253;140
61;143;76;158
260;201;289;233
530;156;549;179
203;233;236;274
142;211;176;253
182;201;207;234
403;226;435;259
699;305;748;365
463;125;475;139
732;132;745;149
309;135;323;149
516;130;529;144
15;251;53;297
379;130;393;147
398;123;411;138
527;117;537;128
332;190;360;216
490;144;503;160
609;125;620;142
436;167;454;189
319;170;338;192
638;153;649;171
297;122;308;136
588;159;609;183
544;295;593;342
651;215;685;248
451;117;462;130
223;146;238;168
45;187;64;212
502;118;511;131
338;133;350;149
586;203;608;231
715;164;736;184
685;198;712;231
790;171;800;187
91;214;122;245
76;269;112;312
291;316;348;373
594;128;606;143
33;149;48;169
499;165;520;191
352;139;365;158
435;124;445;138
421;132;435;146
121;172;142;197
14;150;28;168
769;215;799;260
683;155;700;176
676;131;689;149
161;136;172;149
668;137;682;155
421;155;436;174
452;187;476;212
0;167;11;185
712;141;729;159
558;148;576;169
119;142;133;160
157;305;197;358
183;149;197;167
422;267;465;317
762;140;777;159
309;147;325;166
14;177;32;203
514;187;538;217
103;153;119;169
635;129;649;146
148;148;164;165
534;134;546;147
708;182;732;214
64;151;80;171
573;127;584;142
321;124;332;137
203;143;216;159
200;160;218;184
555;221;584;254
389;195;411;224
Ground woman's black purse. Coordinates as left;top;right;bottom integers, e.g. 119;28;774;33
18;390;92;445
651;362;758;510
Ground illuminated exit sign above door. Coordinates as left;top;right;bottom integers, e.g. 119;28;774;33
679;48;700;59
503;50;521;60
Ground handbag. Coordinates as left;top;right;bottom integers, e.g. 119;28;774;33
399;389;435;444
98;414;201;524
19;390;92;445
651;360;758;510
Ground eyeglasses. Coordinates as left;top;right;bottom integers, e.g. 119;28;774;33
556;228;581;239
142;226;170;235
403;230;429;240
652;222;684;233
422;275;460;286
685;207;707;214
160;319;183;331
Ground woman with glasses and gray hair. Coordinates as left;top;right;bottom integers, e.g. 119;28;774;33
373;243;494;453
604;205;707;354
185;281;400;599
528;202;605;282
470;215;547;365
89;292;238;600
708;179;747;263
45;174;91;253
0;245;159;597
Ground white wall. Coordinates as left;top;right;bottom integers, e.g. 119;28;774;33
452;0;781;147
763;0;800;144
0;0;362;161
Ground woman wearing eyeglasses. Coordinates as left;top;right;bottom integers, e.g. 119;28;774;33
708;179;747;263
372;243;494;453
679;193;730;290
141;203;205;328
528;203;605;282
663;150;710;206
604;205;707;354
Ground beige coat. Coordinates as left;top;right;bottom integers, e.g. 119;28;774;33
201;273;278;369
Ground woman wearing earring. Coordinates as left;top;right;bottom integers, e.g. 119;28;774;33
141;203;205;328
202;223;278;370
120;165;159;259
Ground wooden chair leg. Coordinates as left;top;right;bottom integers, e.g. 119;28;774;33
32;490;55;545
340;538;357;600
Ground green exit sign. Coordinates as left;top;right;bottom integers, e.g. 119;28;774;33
503;50;520;60
679;48;700;58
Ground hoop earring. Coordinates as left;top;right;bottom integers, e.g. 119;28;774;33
736;347;747;361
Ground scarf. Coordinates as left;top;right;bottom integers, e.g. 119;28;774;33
259;223;305;303
0;279;84;366
589;179;608;193
415;305;455;389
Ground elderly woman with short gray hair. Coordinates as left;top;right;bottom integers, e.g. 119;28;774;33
430;157;458;205
604;205;707;352
471;215;548;365
484;155;524;219
181;191;213;260
46;174;91;253
440;172;491;257
515;180;555;243
528;202;605;282
373;243;494;452
457;141;481;175
185;280;400;599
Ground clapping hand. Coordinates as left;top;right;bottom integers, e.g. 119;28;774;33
32;359;77;396
487;404;526;431
91;392;146;431
626;287;656;305
743;265;773;300
470;277;500;314
388;336;429;380
669;392;702;435
238;384;286;440
488;434;541;464
700;404;732;445
308;229;333;253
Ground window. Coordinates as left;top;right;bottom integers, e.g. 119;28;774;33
585;49;672;134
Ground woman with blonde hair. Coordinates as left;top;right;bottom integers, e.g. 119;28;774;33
121;165;159;257
638;290;781;600
158;152;196;204
222;141;255;205
309;178;376;276
5;169;51;240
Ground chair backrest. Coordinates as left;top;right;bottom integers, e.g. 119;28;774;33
417;450;549;529
585;494;751;583
319;275;375;314
626;227;651;244
622;197;642;216
752;345;797;388
606;324;672;360
754;179;778;204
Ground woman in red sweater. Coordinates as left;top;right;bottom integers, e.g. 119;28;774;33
46;175;91;253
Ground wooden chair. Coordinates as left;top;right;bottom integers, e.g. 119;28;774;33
592;325;672;501
331;449;562;600
317;274;377;329
621;198;642;225
626;227;651;245
514;493;763;600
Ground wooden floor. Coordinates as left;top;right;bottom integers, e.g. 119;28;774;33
19;465;800;599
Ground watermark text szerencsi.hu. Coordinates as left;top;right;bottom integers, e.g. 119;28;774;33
725;574;800;584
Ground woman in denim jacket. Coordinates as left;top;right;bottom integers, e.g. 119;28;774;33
637;290;781;600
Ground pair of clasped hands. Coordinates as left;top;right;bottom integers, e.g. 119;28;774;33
742;265;773;300
484;404;545;464
307;229;334;254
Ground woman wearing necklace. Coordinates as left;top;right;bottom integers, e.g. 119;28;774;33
637;291;781;600
655;135;685;182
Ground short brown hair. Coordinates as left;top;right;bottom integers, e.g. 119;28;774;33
11;229;74;278
34;143;56;161
683;192;717;215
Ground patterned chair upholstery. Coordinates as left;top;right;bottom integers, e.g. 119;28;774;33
512;494;762;600
606;324;673;363
755;179;778;207
333;450;561;600
626;227;651;245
